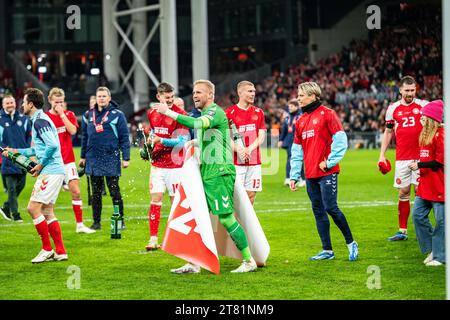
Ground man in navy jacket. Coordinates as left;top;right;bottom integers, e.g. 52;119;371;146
0;95;32;221
79;87;130;230
278;99;305;187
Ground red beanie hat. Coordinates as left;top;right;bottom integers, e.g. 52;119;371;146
422;100;444;123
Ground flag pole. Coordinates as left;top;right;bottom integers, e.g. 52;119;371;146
442;0;450;301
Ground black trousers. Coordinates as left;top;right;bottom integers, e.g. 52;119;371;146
90;176;124;224
3;174;27;216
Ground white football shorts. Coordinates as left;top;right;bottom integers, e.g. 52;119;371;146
64;162;79;184
236;165;262;192
394;160;420;188
31;174;65;205
150;167;182;196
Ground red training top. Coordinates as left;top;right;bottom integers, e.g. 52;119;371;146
225;104;266;166
46;110;78;164
294;105;343;179
417;127;445;202
147;104;188;169
385;99;428;161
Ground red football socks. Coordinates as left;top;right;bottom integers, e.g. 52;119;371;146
398;200;410;230
33;216;53;251
48;219;66;255
149;203;162;237
72;199;83;223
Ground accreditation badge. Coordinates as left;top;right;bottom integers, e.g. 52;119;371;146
95;124;104;133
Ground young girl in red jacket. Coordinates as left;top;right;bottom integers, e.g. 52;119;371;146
409;100;445;266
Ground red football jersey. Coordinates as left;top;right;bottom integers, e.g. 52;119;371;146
385;99;428;160
417;127;444;202
293;105;343;179
147;104;188;169
46;110;78;164
225;104;266;166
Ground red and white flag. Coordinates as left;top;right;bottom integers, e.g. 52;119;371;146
162;146;270;273
162;146;220;274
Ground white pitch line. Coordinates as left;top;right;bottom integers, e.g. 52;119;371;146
0;201;396;228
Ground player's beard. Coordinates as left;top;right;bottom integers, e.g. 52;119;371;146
403;95;414;104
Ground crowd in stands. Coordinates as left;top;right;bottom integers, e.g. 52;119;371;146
0;68;16;100
216;4;442;141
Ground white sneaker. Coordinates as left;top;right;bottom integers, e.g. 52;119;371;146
145;236;160;251
423;252;433;264
53;253;69;261
230;257;257;273
426;260;443;267
76;224;96;234
31;249;54;264
284;178;290;186
170;263;201;274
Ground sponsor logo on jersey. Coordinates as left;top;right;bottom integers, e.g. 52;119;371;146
420;150;430;158
57;127;67;134
302;129;315;140
238;123;256;133
155;127;169;135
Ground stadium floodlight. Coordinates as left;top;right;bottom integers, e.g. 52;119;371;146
90;68;100;75
37;57;43;63
38;66;47;74
105;54;112;60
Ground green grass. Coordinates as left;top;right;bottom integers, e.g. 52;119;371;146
0;148;445;300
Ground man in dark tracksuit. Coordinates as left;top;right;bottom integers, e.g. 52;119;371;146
0;95;32;221
80;87;130;230
278;99;304;186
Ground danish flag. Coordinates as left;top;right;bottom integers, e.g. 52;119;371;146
162;146;220;274
162;146;270;274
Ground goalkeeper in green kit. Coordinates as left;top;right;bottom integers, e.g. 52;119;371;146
155;80;257;273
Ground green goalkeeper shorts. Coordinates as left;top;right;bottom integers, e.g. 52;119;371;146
203;174;235;215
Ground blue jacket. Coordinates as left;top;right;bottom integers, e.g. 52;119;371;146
0;109;32;174
81;101;130;177
17;110;65;175
279;110;301;149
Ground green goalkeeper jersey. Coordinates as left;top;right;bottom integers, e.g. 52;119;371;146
173;103;235;180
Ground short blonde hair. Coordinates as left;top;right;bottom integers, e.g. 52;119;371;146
194;80;215;96
96;86;111;97
48;87;65;99
298;82;321;98
237;80;254;91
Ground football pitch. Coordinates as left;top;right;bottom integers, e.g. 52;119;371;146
0;148;445;300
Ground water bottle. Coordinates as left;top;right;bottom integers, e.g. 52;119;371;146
111;205;121;239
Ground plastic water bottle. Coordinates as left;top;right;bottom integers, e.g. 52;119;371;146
111;205;121;239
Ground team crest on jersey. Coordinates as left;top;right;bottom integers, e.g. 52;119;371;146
207;110;215;117
17;120;23;127
413;108;420;114
251;115;259;121
320;111;324;115
396;178;402;185
5;122;9;127
312;119;318;125
398;111;403;116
